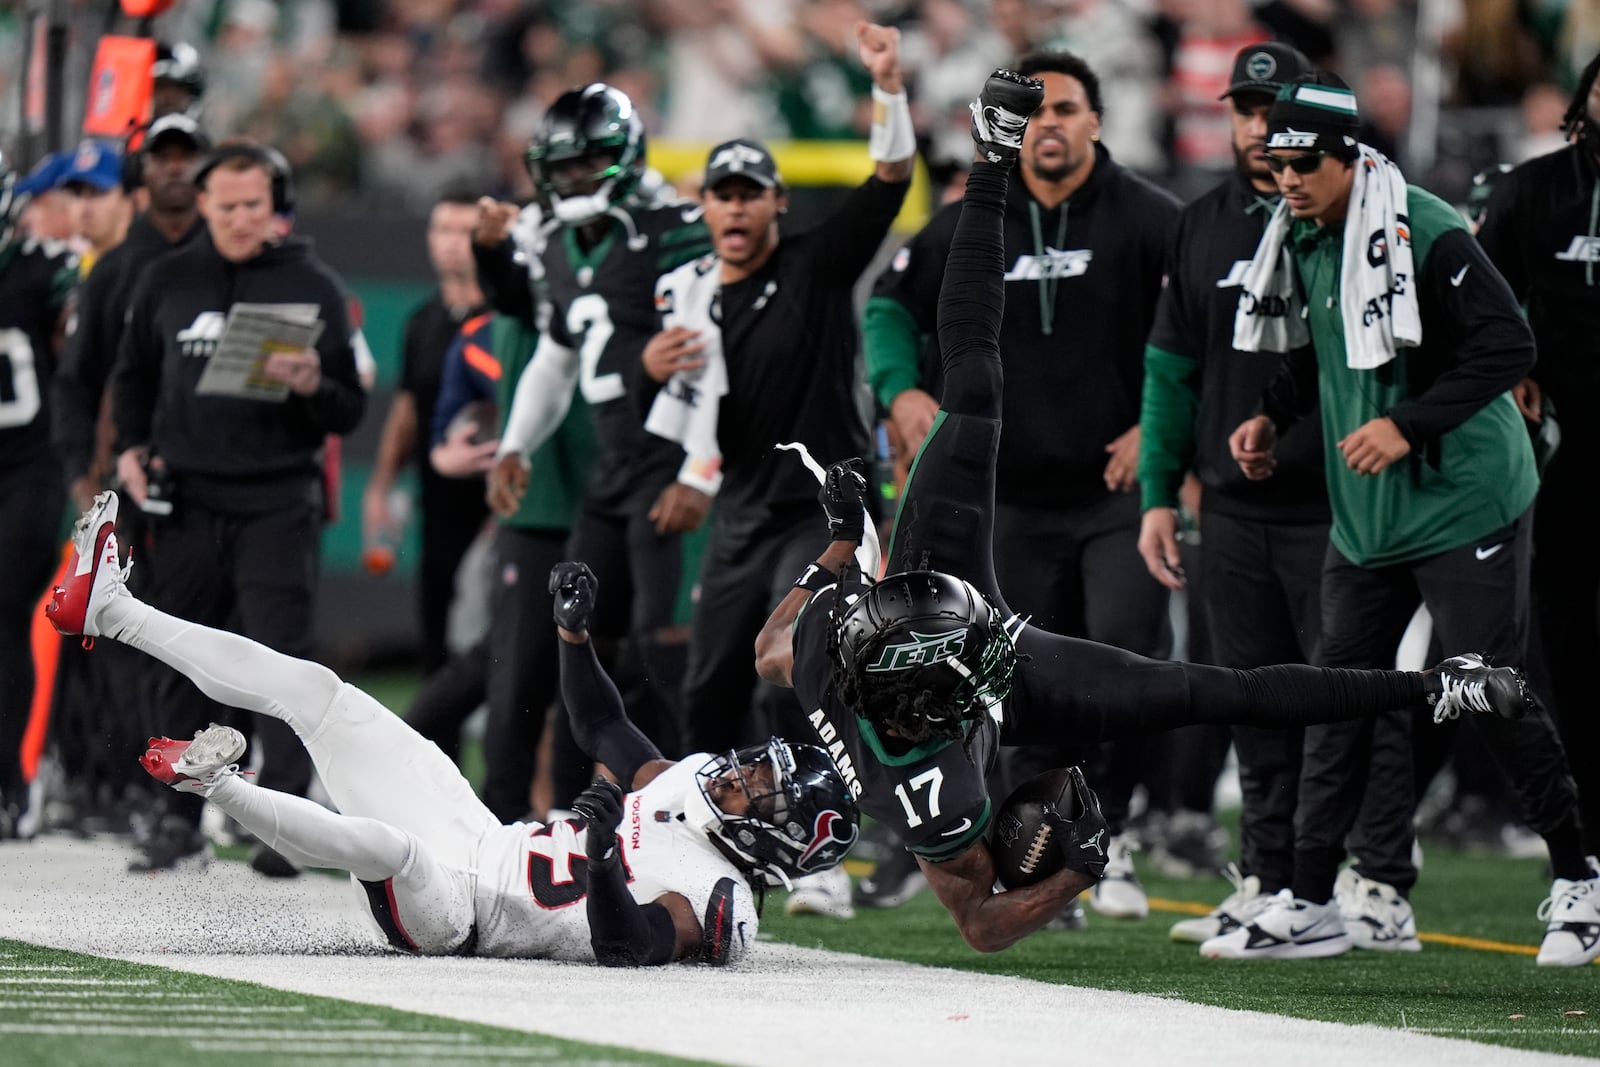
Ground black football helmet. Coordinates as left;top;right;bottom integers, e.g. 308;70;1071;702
695;738;859;888
833;570;1018;744
152;42;206;119
525;83;647;225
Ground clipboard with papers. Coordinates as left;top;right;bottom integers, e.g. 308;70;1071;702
194;302;325;402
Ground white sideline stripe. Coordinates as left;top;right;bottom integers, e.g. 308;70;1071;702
0;965;79;971
0;991;215;999
3;827;1587;1067
188;1042;558;1059
21;1010;349;1023
0;1024;482;1040
3;1004;310;1014
0;978;154;985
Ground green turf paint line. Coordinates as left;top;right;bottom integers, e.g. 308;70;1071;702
765;852;1600;1059
0;939;716;1067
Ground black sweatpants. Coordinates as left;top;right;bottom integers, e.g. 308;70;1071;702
416;493;488;675
142;498;321;819
567;494;690;755
1201;510;1401;891
1530;434;1600;855
1294;509;1582;901
483;525;588;817
995;491;1172;831
900;162;1427;773
0;460;64;800
682;502;826;755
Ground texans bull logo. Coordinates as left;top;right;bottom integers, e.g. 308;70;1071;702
796;809;859;872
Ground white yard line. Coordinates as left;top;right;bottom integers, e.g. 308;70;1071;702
0;836;1586;1067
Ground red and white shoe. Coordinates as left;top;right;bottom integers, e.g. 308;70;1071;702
46;490;132;638
140;724;248;796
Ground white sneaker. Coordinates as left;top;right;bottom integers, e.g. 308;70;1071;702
45;490;132;638
1090;834;1148;919
1536;876;1600;966
1338;871;1422;952
785;866;856;920
1170;864;1273;943
140;724;247;797
1200;888;1353;959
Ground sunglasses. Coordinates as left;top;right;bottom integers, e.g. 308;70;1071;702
1264;152;1331;175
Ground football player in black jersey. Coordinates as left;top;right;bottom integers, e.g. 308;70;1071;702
753;71;1537;953
479;83;711;753
0;152;76;837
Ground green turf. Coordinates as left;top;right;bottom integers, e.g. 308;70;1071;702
337;672;1600;1058
0;939;713;1067
763;847;1600;1058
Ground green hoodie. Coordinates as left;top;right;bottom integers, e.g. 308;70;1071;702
1286;186;1537;566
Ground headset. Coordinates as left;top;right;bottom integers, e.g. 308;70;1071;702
193;142;296;217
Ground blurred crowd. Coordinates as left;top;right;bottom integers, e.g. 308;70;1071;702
7;0;1600;210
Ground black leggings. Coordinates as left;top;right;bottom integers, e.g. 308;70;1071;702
895;160;1427;754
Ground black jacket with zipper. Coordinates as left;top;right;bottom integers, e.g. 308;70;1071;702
110;232;364;514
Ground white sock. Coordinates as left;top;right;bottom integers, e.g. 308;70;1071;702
209;775;410;882
107;598;341;743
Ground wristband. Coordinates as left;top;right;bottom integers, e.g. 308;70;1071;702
869;87;916;163
793;562;838;594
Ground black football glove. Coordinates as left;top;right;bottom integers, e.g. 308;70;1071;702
1044;766;1110;881
819;458;868;543
571;776;625;867
549;561;598;633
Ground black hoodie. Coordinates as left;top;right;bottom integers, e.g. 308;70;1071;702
111;231;364;513
53;212;206;484
867;144;1180;508
1477;142;1600;427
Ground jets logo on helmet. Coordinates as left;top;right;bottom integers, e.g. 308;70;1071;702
834;571;1019;744
866;627;968;672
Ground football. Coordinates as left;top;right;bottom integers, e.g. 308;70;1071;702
445;398;499;446
990;767;1081;890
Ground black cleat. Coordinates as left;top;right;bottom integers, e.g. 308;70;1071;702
969;69;1044;166
1426;653;1530;722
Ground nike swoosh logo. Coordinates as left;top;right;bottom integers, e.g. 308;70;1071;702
1450;264;1470;287
1475;543;1505;561
1288;923;1328;938
940;818;974;837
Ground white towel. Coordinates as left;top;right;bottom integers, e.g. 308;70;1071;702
775;442;883;579
645;255;727;495
1233;144;1421;369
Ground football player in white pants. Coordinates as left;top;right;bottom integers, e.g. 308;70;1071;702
47;491;859;966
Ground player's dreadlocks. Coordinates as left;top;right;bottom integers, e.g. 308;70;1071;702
1561;51;1600;145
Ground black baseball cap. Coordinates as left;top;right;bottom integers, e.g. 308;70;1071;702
702;138;782;192
1219;42;1314;100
